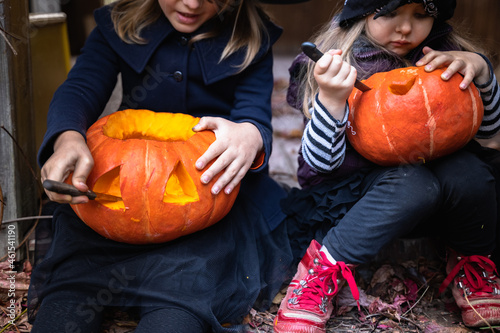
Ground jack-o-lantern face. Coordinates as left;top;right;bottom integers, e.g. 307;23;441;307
69;110;239;244
347;67;484;166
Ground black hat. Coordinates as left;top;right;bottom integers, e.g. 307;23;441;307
338;0;456;27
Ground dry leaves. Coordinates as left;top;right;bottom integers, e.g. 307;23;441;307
0;260;32;333
247;258;489;332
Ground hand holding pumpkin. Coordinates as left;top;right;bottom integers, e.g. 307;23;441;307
416;46;490;89
63;110;241;244
41;130;94;204
193;117;263;195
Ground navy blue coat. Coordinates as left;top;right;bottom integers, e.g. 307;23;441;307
38;5;287;229
39;6;282;167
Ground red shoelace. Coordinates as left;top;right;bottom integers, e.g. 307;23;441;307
439;255;500;295
294;253;360;311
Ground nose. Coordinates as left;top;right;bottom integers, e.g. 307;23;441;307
396;18;412;35
182;0;202;9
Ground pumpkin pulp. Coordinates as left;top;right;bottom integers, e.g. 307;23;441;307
96;111;201;209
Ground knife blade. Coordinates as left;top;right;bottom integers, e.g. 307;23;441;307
301;42;371;92
42;179;122;202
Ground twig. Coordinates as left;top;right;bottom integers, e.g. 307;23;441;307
1;215;53;224
403;285;430;317
0;126;41;188
465;293;494;332
0;126;45;263
0;308;27;333
0;26;18;55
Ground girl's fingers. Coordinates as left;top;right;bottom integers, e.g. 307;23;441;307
198;142;226;182
315;53;334;74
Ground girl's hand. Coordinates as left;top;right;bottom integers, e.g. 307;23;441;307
416;46;490;89
315;49;357;120
193;117;263;195
41;130;94;204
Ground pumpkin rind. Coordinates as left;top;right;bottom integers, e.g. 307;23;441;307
69;109;240;244
347;67;483;166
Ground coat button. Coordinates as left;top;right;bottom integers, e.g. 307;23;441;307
180;36;189;46
173;71;183;82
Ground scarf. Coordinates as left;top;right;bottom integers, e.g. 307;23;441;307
287;21;455;109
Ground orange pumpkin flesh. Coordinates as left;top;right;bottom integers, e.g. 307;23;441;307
347;67;483;166
69;109;239;244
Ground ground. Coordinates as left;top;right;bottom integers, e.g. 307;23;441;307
1;64;500;332
2;255;498;332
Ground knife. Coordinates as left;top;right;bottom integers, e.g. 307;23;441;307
42;179;122;202
301;42;371;92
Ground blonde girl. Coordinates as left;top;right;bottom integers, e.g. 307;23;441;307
276;0;500;332
29;0;293;332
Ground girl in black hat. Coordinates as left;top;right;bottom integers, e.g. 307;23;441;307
275;1;500;332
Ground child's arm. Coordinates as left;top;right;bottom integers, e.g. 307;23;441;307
192;117;263;195
301;51;357;173
302;96;349;172
192;49;275;195
41;131;94;204
473;56;500;139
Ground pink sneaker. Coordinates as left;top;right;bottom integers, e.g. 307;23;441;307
439;250;500;327
274;240;359;333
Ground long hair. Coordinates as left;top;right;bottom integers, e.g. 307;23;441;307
110;0;269;72
299;8;487;118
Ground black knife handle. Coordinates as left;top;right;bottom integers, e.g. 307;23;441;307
42;179;96;199
301;42;324;62
300;41;371;92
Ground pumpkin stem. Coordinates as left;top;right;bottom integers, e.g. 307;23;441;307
389;76;416;95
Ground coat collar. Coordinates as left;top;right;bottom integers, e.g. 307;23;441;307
94;6;282;84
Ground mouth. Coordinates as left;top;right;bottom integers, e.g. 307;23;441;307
391;40;411;47
177;11;200;23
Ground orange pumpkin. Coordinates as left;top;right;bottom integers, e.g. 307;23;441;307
69;109;239;244
347;67;483;166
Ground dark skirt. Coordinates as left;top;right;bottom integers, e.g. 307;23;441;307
28;174;293;332
281;173;365;266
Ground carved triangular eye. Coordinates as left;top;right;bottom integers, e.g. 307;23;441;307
93;166;125;209
163;161;199;205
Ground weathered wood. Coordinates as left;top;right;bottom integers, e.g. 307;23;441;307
29;0;61;13
0;0;38;259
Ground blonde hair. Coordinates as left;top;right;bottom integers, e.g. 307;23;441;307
300;10;487;118
110;0;269;72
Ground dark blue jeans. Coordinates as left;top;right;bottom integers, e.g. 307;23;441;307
324;148;497;264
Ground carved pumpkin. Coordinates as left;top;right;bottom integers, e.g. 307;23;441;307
347;67;483;166
69;109;239;244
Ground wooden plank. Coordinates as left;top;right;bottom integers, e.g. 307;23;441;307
29;0;61;13
0;0;38;259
